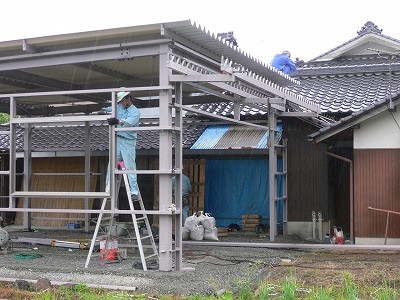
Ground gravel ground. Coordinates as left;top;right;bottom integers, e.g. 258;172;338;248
0;226;315;296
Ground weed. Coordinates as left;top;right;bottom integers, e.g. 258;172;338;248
342;272;358;300
257;281;273;300
281;276;297;300
371;280;398;300
309;287;333;300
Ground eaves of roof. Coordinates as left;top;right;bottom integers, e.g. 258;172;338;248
308;92;400;143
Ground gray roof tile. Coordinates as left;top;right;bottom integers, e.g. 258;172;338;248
0;121;206;152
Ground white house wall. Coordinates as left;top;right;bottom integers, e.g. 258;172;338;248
354;109;400;149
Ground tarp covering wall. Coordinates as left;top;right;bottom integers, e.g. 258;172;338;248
205;158;283;228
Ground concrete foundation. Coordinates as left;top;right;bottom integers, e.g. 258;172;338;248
287;219;336;241
356;237;400;245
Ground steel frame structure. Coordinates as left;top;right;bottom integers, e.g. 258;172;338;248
0;21;319;271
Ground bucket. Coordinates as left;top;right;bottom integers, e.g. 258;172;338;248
332;226;345;244
99;239;119;261
105;223;129;237
324;233;331;244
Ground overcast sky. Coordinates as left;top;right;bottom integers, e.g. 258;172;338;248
1;0;400;63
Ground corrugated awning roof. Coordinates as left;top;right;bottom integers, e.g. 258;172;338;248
191;123;282;150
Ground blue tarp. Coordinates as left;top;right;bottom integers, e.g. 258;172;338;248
205;158;283;228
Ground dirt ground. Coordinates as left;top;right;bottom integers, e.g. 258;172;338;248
1;226;400;296
268;250;400;288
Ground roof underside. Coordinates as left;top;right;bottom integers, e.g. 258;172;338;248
0;19;311;117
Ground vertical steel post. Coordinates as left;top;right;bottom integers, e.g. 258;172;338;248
158;44;174;271
268;102;277;241
9;97;16;209
109;92;117;210
22;124;32;231
174;82;183;271
84;121;91;232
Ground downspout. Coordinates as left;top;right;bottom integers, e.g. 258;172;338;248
322;151;354;245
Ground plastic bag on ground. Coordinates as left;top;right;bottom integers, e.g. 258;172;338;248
203;227;219;241
182;226;190;240
184;213;200;231
200;213;216;229
190;224;204;241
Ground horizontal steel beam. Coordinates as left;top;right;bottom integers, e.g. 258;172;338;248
0;86;173;99
175;103;268;130
183;240;400;251
169;74;235;82
0;40;168;71
0;208;178;215
11;191;109;198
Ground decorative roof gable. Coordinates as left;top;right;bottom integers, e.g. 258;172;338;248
357;21;383;35
292;22;400;114
309;22;400;62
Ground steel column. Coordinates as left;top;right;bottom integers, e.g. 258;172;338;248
174;82;183;271
268;103;277;241
22;124;32;231
84;122;91;232
158;44;174;271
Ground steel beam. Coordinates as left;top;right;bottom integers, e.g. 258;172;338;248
0;41;168;71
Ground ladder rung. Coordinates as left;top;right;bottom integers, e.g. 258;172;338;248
85;172;158;271
145;253;158;260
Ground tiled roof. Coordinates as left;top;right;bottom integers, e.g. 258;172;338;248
190;101;332;129
0;121;206;152
192;102;269;117
290;65;400;113
289;21;400;114
308;92;400;143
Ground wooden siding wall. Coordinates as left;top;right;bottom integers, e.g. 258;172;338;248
354;149;400;238
0;155;9;224
329;147;351;234
152;159;206;226
284;119;331;222
15;157;98;227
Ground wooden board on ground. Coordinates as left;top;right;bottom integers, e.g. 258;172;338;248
217;227;228;237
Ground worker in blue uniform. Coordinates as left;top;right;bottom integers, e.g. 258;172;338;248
172;173;192;225
271;50;297;74
104;91;141;198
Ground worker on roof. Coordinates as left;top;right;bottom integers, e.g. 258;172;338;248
270;50;297;74
103;90;141;198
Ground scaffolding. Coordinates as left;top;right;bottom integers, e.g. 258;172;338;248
0;20;319;270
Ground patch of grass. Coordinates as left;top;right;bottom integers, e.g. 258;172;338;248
342;272;358;300
370;280;398;300
309;286;333;300
281;275;297;299
3;273;400;299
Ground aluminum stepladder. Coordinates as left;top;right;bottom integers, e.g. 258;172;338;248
85;161;158;270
